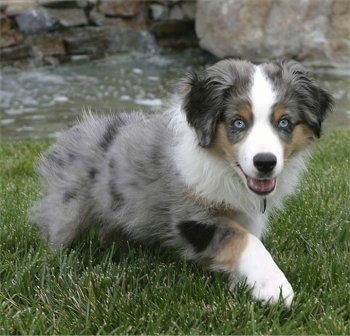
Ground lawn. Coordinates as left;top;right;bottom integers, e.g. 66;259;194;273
0;130;349;335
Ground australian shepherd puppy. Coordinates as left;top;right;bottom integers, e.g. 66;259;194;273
31;59;333;307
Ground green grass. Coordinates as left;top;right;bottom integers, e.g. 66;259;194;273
0;130;349;335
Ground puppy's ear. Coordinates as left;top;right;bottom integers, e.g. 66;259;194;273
182;72;226;147
310;86;334;137
282;60;334;138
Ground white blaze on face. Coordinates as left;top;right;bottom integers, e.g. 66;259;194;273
251;66;276;120
238;66;284;179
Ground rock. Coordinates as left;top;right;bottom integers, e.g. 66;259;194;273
0;12;12;32
196;0;349;68
0;29;23;48
37;0;82;8
98;0;143;17
86;0;98;6
88;9;106;26
0;9;22;47
15;8;56;34
264;0;308;58
43;55;60;66
70;54;90;62
181;1;196;21
0;43;31;60
196;0;273;59
151;19;198;49
47;8;88;27
62;26;157;58
169;4;184;20
149;4;169;21
28;34;65;55
103;16;147;29
156;32;198;50
1;0;37;16
106;27;157;54
328;0;350;66
63;27;107;58
151;20;194;37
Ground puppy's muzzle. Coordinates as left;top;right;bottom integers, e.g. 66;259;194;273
243;153;277;195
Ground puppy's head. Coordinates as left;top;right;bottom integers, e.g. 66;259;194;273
182;59;334;196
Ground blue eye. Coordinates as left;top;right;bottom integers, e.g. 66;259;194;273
233;119;246;130
278;118;290;129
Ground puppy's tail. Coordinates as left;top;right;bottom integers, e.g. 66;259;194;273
29;190;92;250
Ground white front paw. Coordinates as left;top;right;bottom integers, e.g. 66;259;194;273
249;268;294;307
236;234;294;307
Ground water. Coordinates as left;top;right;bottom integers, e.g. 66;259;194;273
1;50;349;141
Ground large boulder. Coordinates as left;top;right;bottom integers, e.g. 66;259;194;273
15;8;56;34
196;0;349;68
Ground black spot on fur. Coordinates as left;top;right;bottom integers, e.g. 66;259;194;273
109;179;124;211
88;168;98;181
178;220;216;253
68;152;77;161
109;158;115;169
99;119;119;152
47;151;65;167
63;189;78;203
151;144;162;166
127;181;139;189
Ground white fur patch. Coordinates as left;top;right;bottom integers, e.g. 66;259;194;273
234;234;294;307
250;66;276;121
238;66;284;179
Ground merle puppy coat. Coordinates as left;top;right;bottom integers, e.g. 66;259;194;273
31;59;333;306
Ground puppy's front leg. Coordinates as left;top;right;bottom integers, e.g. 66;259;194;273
178;219;294;307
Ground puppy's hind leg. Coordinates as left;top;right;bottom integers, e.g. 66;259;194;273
30;190;91;250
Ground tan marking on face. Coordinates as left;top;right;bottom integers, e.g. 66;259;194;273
239;103;253;124
209;123;239;163
213;220;249;269
272;104;286;124
271;104;313;158
284;124;313;158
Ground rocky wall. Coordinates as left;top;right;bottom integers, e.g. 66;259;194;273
0;0;197;67
196;0;349;70
1;0;348;70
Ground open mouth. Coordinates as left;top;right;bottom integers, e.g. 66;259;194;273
246;176;276;195
237;165;277;195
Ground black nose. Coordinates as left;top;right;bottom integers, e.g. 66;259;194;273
253;153;277;173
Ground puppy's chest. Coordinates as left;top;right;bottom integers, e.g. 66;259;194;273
214;206;266;237
185;190;267;238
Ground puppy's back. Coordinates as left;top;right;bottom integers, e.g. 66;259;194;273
31;112;148;248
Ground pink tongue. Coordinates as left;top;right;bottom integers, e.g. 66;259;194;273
247;177;276;194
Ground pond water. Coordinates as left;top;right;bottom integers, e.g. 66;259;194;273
1;50;349;141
